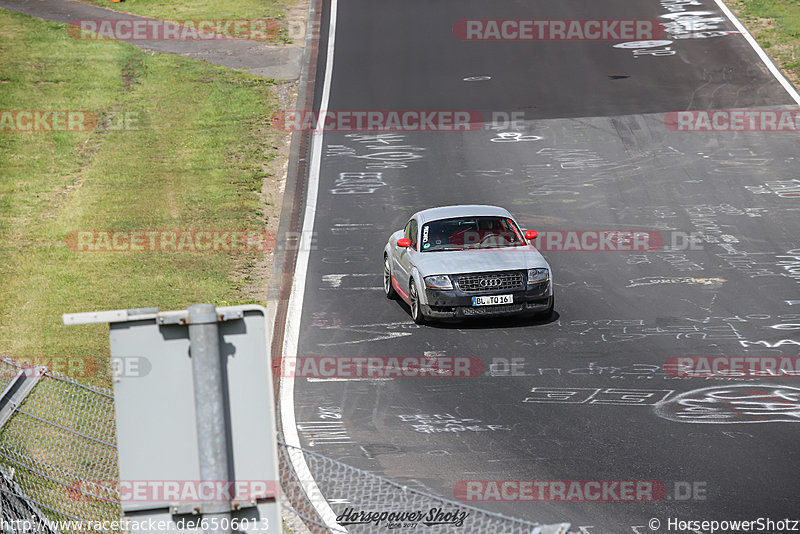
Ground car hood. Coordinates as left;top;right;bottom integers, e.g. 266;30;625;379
413;246;549;276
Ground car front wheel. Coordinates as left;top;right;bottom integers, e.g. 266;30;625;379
409;279;426;325
384;255;397;299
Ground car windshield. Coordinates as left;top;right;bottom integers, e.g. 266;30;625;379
420;216;525;252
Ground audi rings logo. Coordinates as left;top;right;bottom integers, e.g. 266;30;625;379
479;278;503;288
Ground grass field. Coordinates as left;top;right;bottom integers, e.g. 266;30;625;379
728;0;800;86
0;8;284;386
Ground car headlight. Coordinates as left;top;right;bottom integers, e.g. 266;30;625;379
527;268;549;284
424;275;453;290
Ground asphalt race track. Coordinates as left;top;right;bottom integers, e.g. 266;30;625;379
281;0;800;531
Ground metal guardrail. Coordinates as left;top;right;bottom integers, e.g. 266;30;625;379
0;359;569;534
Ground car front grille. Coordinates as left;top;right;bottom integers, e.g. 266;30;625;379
456;271;524;293
463;304;524;316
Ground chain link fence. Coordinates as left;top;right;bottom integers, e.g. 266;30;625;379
278;439;570;534
0;359;119;533
0;359;569;534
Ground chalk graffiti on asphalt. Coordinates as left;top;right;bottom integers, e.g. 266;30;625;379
614;0;738;58
654;385;800;423
326;133;426;170
519;385;800;424
523;387;674;405
397;413;510;434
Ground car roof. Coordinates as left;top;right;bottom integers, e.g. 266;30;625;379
415;205;513;224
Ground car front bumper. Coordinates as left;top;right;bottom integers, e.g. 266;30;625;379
422;281;552;319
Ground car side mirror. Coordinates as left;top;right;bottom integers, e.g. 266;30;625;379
525;230;538;240
397;238;411;248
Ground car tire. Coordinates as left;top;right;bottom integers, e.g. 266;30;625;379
384;255;397;300
409;279;426;325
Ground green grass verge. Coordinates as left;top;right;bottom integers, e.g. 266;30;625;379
727;0;800;86
0;9;280;387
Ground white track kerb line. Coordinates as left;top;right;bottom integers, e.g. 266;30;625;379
713;0;800;106
280;0;345;530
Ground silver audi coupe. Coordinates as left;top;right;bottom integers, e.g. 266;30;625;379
383;205;554;324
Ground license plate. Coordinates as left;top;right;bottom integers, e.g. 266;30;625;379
472;294;513;306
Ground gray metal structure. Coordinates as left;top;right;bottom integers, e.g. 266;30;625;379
188;304;234;533
63;305;281;534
